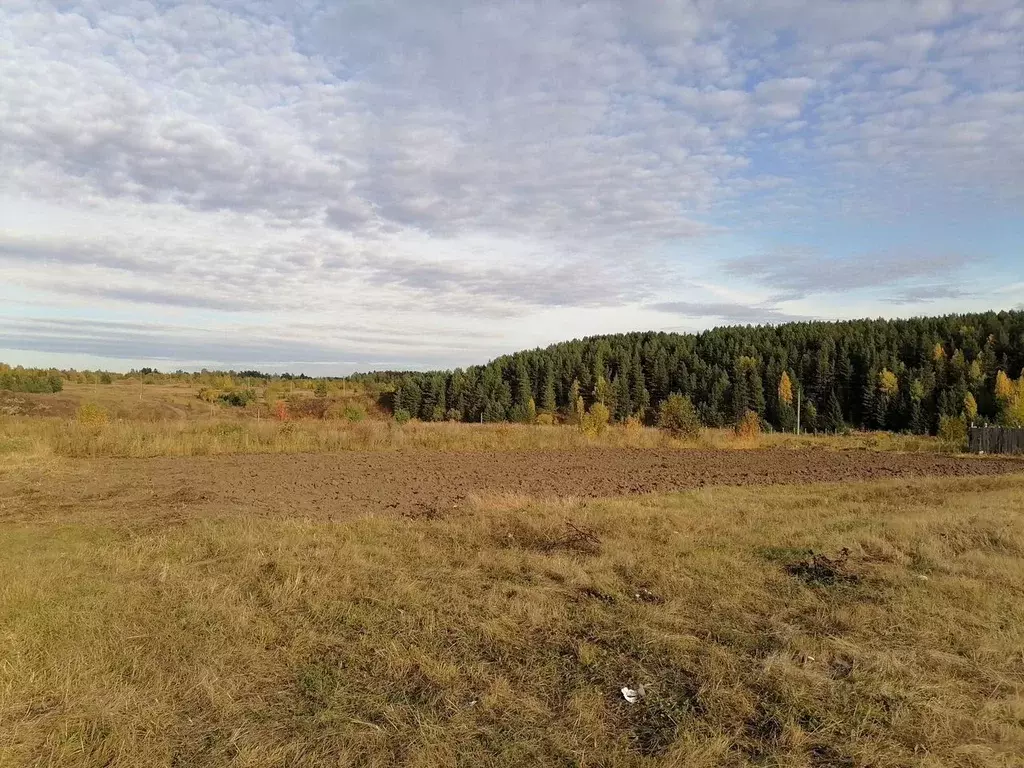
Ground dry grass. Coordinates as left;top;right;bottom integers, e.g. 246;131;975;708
0;415;946;461
0;381;381;422
2;470;1023;766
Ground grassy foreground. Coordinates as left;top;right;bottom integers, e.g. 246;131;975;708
2;474;1023;766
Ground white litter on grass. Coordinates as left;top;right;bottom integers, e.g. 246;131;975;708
621;684;646;704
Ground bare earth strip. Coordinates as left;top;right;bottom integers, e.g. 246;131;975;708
22;448;1023;521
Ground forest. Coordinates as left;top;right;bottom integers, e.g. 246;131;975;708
362;311;1024;433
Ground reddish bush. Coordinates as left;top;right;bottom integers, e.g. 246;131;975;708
274;400;289;421
287;396;329;420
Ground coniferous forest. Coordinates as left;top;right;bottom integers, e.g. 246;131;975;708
360;311;1024;433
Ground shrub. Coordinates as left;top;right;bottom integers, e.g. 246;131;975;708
657;393;701;440
273;401;289;421
344;405;367;423
938;415;968;451
445;408;462;422
219;389;256;407
535;412;555;426
734;409;760;440
197;387;219;403
76;403;108;426
394;409;412;425
580;402;610;437
287;395;329;419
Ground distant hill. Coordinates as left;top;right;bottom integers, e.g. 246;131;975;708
362;311;1024;433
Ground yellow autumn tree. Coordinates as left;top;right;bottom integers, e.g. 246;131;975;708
995;370;1024;427
995;370;1015;403
878;368;899;397
968;359;984;386
933;343;946;363
963;392;978;422
778;371;793;406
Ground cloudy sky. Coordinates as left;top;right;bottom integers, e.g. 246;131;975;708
1;0;1021;373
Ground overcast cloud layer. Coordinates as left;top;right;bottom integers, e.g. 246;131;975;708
1;0;1021;372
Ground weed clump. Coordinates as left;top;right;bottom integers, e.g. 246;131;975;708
734;409;761;441
75;403;108;426
499;520;602;555
785;548;860;586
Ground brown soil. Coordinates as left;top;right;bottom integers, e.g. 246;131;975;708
13;448;1023;523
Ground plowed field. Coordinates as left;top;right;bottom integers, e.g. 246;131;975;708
13;448;1023;521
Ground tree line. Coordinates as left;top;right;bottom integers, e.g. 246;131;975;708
363;311;1024;433
0;364;65;393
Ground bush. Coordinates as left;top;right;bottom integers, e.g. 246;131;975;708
938;415;968;451
734;409;760;440
535;412;555;426
394;409;411;425
658;394;701;439
273;401;289;421
219;389;256;407
76;403;108;426
288;395;329;419
344;405;367;423
580;402;610;437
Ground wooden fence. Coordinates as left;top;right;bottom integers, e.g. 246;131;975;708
968;426;1024;455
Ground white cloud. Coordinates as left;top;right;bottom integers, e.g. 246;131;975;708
0;0;1019;370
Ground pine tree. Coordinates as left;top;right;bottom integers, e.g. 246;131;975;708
613;374;630;422
825;391;845;433
513;356;532;411
541;362;556;413
629;352;649;418
873;389;888;430
569;379;584;424
861;372;876;429
731;368;749;424
910;399;926;434
731;356;765;423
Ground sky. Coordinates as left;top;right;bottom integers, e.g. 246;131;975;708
1;0;1022;375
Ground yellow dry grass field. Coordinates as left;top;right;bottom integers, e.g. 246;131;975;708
2;385;1022;766
2;462;1024;767
0;415;950;462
